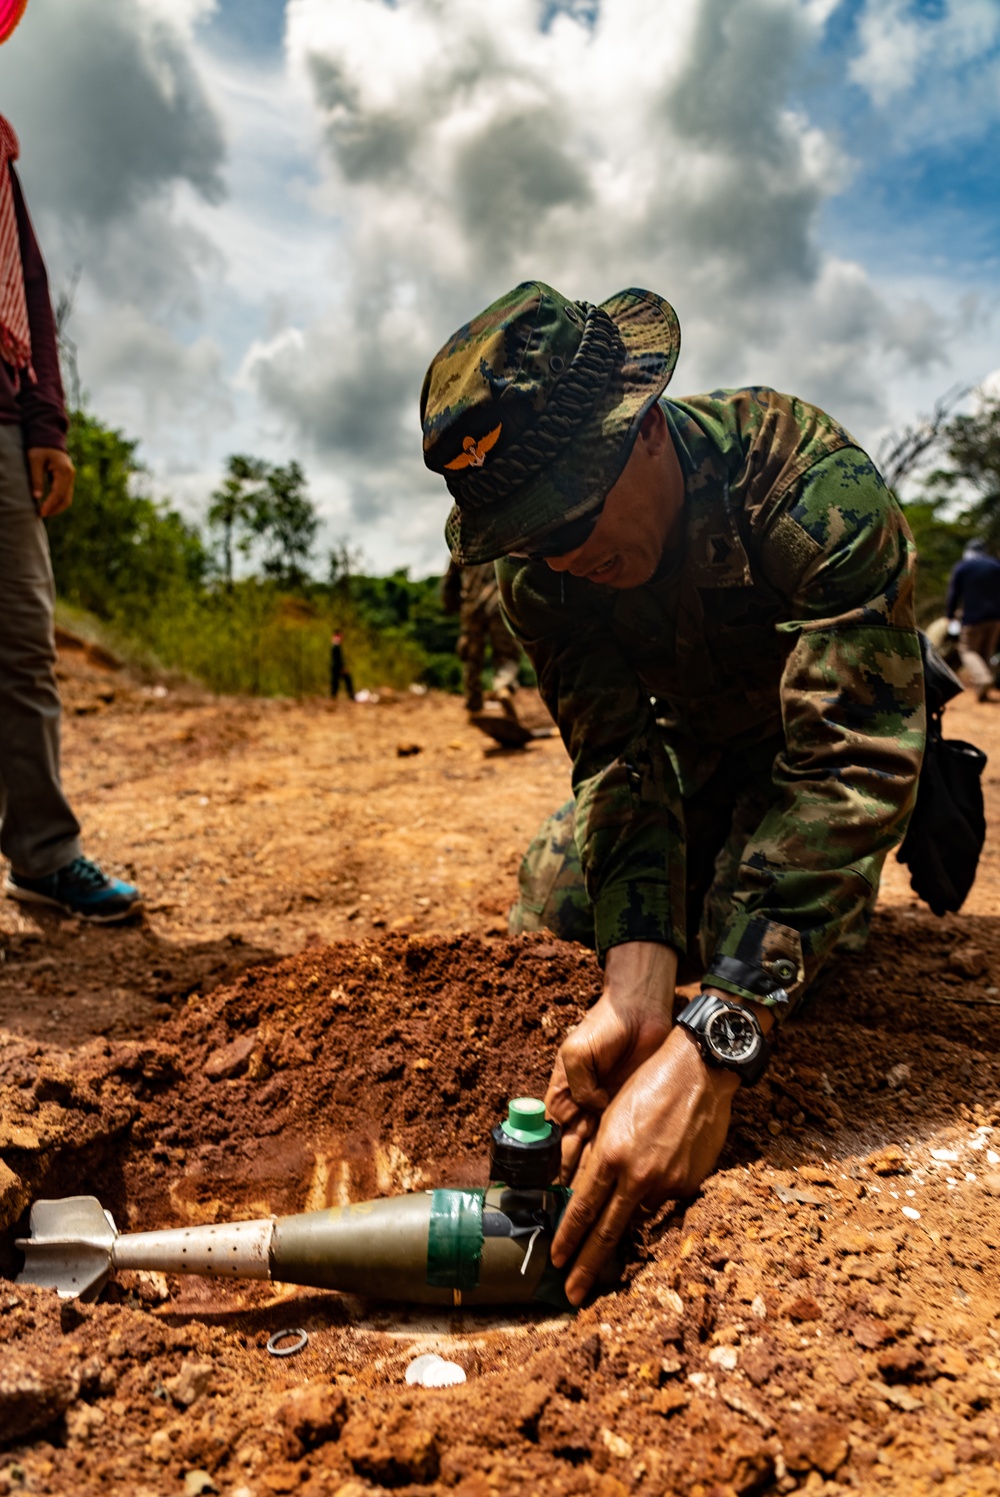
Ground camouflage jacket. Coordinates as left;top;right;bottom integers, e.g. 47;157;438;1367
498;388;926;1013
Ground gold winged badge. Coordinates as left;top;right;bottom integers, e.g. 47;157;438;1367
445;424;502;470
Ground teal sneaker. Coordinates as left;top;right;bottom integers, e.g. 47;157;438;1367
5;855;142;924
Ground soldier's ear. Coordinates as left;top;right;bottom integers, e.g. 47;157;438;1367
636;399;669;457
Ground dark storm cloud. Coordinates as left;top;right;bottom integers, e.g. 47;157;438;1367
307;54;414;183
0;0;225;226
452;106;590;264
656;0;825;289
250;325;417;463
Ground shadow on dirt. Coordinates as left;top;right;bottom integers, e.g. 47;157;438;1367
724;904;1000;1168
0;911;279;1047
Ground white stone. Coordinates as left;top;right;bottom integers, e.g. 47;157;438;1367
405;1353;466;1388
901;1206;921;1221
708;1346;739;1371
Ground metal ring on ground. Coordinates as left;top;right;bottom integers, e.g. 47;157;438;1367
266;1328;309;1358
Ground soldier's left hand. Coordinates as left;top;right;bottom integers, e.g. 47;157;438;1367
549;1026;739;1305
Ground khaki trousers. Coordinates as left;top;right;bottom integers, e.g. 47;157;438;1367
0;422;81;875
960;620;1000;697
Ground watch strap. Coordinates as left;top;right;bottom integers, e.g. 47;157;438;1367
676;993;771;1086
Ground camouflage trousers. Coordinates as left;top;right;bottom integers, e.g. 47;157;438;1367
458;606;522;711
510;736;862;984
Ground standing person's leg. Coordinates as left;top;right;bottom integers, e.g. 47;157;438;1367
343;672;354;699
487;608;522;697
982;620;1000;684
0;425;81;876
0;427;140;922
461;611;486;713
961;623;996;701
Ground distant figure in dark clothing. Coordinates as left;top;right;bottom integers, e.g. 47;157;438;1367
330;631;354;700
946;540;1000;702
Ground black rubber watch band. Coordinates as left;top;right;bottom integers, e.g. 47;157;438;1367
676;993;771;1086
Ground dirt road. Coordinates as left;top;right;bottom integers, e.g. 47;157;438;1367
3;644;1000;1495
0;649;570;1045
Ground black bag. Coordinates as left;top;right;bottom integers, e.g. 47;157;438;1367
896;633;987;916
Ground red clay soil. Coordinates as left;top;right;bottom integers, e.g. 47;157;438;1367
3;647;1000;1495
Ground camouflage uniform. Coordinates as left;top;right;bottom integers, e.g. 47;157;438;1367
420;286;925;1019
500;389;925;1016
442;560;522;712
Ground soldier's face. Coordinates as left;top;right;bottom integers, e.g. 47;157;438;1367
543;403;684;589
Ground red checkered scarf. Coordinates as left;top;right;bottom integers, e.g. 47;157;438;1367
0;114;33;382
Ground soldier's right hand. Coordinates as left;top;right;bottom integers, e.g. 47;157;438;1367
544;940;677;1182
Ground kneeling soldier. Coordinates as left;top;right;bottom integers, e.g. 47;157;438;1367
420;283;925;1304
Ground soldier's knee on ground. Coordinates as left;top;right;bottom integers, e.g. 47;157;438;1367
508;800;596;948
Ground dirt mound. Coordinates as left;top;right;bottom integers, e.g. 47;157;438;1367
3;925;1000;1493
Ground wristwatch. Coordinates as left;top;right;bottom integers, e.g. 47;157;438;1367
676;991;771;1085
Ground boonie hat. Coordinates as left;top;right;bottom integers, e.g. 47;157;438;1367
420;281;680;565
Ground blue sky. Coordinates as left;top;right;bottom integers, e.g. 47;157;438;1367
200;0;287;58
0;0;996;574
803;0;1000;278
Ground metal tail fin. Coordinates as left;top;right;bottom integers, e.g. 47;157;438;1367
15;1195;118;1300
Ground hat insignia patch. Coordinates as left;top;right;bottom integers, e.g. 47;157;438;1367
445;424;502;470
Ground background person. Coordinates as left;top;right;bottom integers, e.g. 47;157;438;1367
329;630;354;700
945;539;1000;702
0;111;139;923
441;558;522;713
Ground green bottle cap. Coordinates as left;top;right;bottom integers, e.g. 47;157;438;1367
501;1096;551;1144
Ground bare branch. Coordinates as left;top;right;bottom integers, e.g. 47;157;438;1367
877;384;970;493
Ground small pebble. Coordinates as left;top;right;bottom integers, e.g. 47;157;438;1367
930;1149;960;1163
901;1206;921;1221
708;1345;738;1371
405;1353;466;1388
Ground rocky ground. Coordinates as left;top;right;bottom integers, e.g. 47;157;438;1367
3;639;1000;1495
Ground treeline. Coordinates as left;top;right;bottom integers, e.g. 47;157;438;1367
48;390;1000;697
49;413;462;697
878;388;1000;620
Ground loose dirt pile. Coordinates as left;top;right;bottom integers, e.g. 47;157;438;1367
3;649;1000;1494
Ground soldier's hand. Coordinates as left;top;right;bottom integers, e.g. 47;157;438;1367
544;941;676;1182
550;1026;738;1305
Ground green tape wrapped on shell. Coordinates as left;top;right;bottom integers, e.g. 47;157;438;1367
269;1185;573;1307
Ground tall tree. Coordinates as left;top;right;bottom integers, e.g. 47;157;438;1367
208;455;269;589
252;460;318;588
925;392;1000;547
50;411;207;621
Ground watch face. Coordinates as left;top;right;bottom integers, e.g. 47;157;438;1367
705;1007;760;1065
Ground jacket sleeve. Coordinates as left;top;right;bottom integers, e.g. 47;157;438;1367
498;564;687;961
704;449;925;1014
945;562;962;620
12;166;68;451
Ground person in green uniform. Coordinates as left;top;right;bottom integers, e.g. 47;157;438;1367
419;283;926;1306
